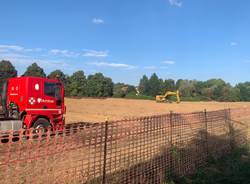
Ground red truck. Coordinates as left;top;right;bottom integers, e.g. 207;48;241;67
0;76;65;132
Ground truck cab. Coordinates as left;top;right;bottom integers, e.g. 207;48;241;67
0;76;65;131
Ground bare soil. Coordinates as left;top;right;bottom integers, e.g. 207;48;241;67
65;98;250;123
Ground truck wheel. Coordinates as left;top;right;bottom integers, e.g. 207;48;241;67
33;118;51;135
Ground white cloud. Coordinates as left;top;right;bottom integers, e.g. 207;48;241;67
0;53;30;59
163;60;175;65
169;0;183;7
50;49;109;58
88;62;136;70
0;44;44;53
0;53;69;72
144;65;170;70
83;49;108;57
24;48;44;52
0;44;109;59
0;44;75;74
92;18;104;24
49;49;80;57
0;45;24;52
230;42;238;46
159;66;169;69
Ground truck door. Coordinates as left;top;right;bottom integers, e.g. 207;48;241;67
28;79;43;109
43;82;62;109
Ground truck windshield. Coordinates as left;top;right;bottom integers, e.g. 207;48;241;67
44;82;61;98
0;81;3;95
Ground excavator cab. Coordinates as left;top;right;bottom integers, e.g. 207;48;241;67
155;90;180;103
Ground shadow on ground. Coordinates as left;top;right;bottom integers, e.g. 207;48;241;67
86;123;248;184
172;144;250;184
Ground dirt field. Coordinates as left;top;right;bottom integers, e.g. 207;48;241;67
65;98;250;123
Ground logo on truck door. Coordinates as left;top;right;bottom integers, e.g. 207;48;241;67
37;98;54;103
29;97;36;105
35;84;40;90
29;97;54;105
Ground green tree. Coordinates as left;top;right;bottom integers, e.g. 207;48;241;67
177;80;196;97
102;76;113;97
0;60;17;81
0;60;17;93
68;70;86;97
159;78;165;94
47;70;67;83
86;73;113;97
48;70;70;96
176;79;184;90
221;86;240;102
236;82;250;101
147;73;161;96
194;81;206;96
204;79;227;100
23;63;46;77
201;88;214;100
163;79;176;92
138;75;149;95
113;83;126;97
113;83;136;97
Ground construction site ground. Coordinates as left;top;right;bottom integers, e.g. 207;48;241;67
65;98;250;123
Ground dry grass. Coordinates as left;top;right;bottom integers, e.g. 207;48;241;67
65;98;250;123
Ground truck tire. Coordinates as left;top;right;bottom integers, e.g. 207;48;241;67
33;118;51;134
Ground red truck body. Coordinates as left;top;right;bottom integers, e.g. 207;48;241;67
1;76;65;130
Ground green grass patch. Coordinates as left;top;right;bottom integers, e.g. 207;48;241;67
124;94;155;100
180;96;212;102
123;94;212;102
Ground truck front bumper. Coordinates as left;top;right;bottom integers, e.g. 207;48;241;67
0;120;22;131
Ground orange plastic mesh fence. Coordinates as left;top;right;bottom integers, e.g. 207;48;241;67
0;108;248;184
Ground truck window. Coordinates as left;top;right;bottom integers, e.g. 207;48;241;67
44;82;61;98
1;81;8;114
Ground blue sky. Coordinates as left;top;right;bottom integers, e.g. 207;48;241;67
0;0;250;85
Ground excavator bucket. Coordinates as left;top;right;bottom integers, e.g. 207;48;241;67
155;95;165;102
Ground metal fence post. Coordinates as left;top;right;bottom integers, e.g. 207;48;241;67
169;111;173;173
170;111;173;145
204;109;209;157
226;108;235;150
102;120;109;184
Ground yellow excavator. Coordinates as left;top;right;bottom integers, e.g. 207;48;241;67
155;90;181;103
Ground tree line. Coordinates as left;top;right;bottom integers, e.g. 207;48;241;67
0;60;137;98
138;73;250;101
0;60;250;101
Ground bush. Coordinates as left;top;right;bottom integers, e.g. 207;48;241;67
180;96;212;102
125;94;155;100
